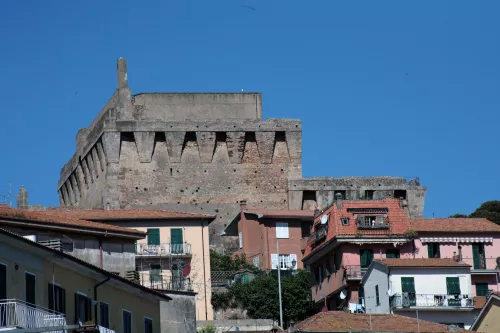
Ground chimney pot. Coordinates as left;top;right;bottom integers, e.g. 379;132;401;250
335;193;343;209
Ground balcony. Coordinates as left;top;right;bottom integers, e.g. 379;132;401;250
0;299;67;332
356;216;390;230
136;243;192;257
139;273;193;292
345;265;366;280
460;257;500;274
390;294;475;310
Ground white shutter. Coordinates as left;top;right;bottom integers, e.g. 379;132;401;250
276;222;289;239
271;254;279;269
239;232;243;249
282;222;289;238
290;254;298;270
252;256;260;268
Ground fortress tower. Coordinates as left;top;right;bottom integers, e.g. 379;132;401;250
58;59;425;249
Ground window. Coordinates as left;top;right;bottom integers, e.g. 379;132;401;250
325;259;332;276
341;218;349;226
334;190;346;199
394;190;407;200
276;222;289;239
401;277;416;306
170;228;183;254
145;317;153;333
25;272;36;305
238;232;243;249
75;293;92;323
0;263;6;300
358;287;364;305
427;243;440;258
48;284;66;314
386;249;400;259
364;190;375;200
472;243;486;269
149;264;162;283
476;283;489;297
147;228;160;246
252;256;260;269
364;216;377;226
100;302;110;328
446;277;461;306
359;249;374;271
279;254;290;270
375;285;380;306
123;310;132;333
301;223;312;238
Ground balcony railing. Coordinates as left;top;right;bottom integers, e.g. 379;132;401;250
345;265;367;280
139;273;193;292
136;243;192;256
0;299;66;332
356;216;390;230
390;294;474;309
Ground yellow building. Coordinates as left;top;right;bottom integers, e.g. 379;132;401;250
470;292;500;332
41;209;216;321
0;227;175;333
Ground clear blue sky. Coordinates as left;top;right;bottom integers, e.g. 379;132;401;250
1;0;499;217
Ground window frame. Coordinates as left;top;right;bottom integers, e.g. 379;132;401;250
276;222;289;239
25;271;36;306
75;291;92;324
122;309;132;333
0;262;6;300
341;218;349;226
48;282;66;314
475;283;489;297
100;301;110;329
144;316;153;333
375;285;380;306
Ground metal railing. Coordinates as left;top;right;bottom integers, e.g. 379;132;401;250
356;217;390;230
345;265;367;279
0;299;66;332
139;273;193;292
136;243;192;256
38;239;63;251
390;294;474;309
98;325;115;333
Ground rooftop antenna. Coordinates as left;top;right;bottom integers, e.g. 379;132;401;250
0;182;12;207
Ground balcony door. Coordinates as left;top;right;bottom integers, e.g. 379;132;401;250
360;249;374;274
25;272;36;306
401;277;416;306
147;229;160;246
171;229;183;254
446;277;461;306
472;243;486;269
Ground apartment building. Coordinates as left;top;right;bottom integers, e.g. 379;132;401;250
362;258;481;329
42;208;216;321
411;217;500;297
0;228;173;333
302;196;414;310
223;201;314;270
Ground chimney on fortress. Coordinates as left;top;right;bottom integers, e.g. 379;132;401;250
17;185;28;210
117;57;128;89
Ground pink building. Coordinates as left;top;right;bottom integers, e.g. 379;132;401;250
411;218;500;297
223;201;314;270
302;196;414;310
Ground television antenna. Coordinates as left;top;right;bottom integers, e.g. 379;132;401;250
0;182;12;207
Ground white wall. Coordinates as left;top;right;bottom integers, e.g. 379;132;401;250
389;267;472;295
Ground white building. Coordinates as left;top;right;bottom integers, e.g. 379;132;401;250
361;258;483;329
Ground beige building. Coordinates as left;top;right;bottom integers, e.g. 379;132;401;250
470;292;500;332
0;227;173;333
41;209;216;321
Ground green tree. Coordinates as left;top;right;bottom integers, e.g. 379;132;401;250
212;270;315;328
448;214;468;218
470;201;500;225
209;249;258;272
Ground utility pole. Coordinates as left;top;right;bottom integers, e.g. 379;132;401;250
277;239;283;329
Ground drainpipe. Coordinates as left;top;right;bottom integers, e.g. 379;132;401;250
94;275;111;322
201;219;208;320
99;238;103;269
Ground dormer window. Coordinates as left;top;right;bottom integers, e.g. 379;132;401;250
341;218;349;226
356;215;389;229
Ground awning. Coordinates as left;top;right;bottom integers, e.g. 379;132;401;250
420;237;493;243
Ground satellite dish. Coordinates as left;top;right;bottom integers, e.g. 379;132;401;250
182;264;191;277
340;290;347;299
320;214;329;225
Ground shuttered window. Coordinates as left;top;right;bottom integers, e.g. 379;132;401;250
25;273;36;306
48;284;66;314
427;243;440;258
75;293;92;323
145;317;153;333
360;249;374;269
171;228;183;254
123;310;132;333
476;283;489;297
386;249;400;258
0;264;6;300
100;302;110;328
147;229;160;246
446;277;461;295
472;243;486;269
401;277;416;306
375;285;380;306
276;222;289;239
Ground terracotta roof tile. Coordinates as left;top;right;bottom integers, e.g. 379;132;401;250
39;208;216;221
304;199;411;257
411;218;500;232
296;311;467;333
374;258;471;268
0;206;145;237
244;209;314;219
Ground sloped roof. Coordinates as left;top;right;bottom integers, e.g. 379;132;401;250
296;311;467;333
304;198;411;258
38;208;215;221
411;218;500;232
374;258;471;268
0;206;145;239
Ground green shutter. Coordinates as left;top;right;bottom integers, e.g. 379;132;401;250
472;243;485;269
326;259;332;276
360;249;374;268
147;228;160;246
401;277;416;293
476;283;489;297
427;243;434;258
386;249;400;258
171;228;183;254
446;277;461;294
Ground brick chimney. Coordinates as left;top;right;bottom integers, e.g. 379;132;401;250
240;200;247;211
335;193;343;209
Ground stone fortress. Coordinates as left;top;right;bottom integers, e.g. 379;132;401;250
57;58;426;249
